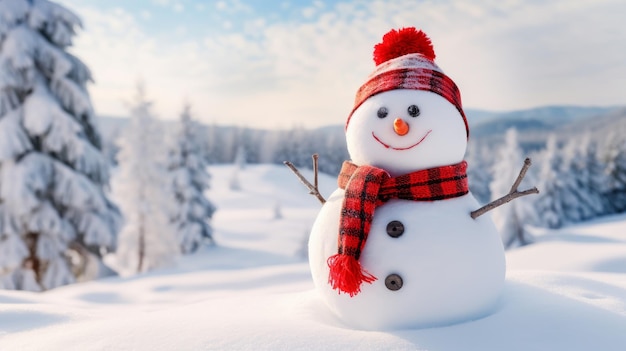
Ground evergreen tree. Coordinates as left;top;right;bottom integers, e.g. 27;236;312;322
316;128;349;176
466;140;493;205
273;200;283;220
489;129;535;248
167;104;216;254
603;133;626;213
202;123;222;164
579;136;609;217
533;134;565;228
0;0;121;290
220;128;238;163
233;144;247;170
229;169;241;191
559;135;606;223
236;128;262;164
259;129;281;164
273;127;313;169
113;85;178;275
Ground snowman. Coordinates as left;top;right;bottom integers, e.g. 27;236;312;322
308;27;506;330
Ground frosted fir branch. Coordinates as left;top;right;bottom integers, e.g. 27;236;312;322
0;109;33;161
284;154;326;205
50;76;92;117
471;158;539;219
29;0;83;48
64;52;93;84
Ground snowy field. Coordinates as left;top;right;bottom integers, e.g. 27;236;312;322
1;164;626;350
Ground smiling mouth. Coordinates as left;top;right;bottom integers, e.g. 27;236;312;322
372;130;432;150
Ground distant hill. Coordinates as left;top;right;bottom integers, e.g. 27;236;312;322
469;106;618;138
464;109;499;126
559;107;626;136
96;105;625;152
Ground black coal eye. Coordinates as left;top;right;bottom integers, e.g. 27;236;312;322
407;105;420;117
377;107;388;118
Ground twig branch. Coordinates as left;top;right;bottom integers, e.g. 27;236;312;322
284;155;326;205
509;158;532;194
313;154;319;191
471;157;539;219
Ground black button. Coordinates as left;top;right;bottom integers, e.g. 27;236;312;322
386;220;404;238
385;274;403;291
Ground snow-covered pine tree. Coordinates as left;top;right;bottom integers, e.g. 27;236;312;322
533;134;565;228
584;136;613;216
273;127;313;169
229;169;241;191
167;104;216;254
315;128;349;176
236;128;263;164
202;123;222;164
580;135;611;217
233;144;247;170
273;200;282;220
599;130;626;213
466;140;493;205
0;0;121;290
259;129;281;164
558;135;606;223
113;84;178;275
489;129;535;248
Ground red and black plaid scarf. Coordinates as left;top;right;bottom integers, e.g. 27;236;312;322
327;160;469;296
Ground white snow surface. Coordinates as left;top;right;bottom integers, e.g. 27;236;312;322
1;164;626;350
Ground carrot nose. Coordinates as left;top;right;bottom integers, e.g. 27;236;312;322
393;118;409;136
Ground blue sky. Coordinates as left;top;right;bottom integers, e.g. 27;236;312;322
65;0;333;40
57;0;626;129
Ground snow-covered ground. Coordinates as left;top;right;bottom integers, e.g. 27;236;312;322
1;164;626;350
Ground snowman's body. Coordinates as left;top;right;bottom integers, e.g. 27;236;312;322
308;87;506;330
310;191;505;330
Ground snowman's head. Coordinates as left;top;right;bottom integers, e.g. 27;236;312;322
345;27;469;176
346;89;467;176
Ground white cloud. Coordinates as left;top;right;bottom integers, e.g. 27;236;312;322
175;26;187;35
140;10;152;20
301;1;325;19
55;3;202;120
57;0;626;129
152;0;171;6
243;18;266;36
215;0;252;14
151;0;184;13
301;7;316;19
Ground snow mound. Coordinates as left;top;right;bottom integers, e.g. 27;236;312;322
1;164;626;350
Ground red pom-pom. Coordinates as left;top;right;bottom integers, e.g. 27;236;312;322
327;254;377;297
373;27;435;65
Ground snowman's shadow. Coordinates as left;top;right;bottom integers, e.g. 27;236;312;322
301;278;626;350
298;291;354;329
387;279;626;350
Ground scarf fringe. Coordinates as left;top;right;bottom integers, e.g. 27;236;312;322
327;254;377;297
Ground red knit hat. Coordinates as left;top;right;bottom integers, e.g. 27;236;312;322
346;27;469;137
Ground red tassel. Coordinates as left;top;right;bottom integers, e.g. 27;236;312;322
327;254;377;297
373;27;435;65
